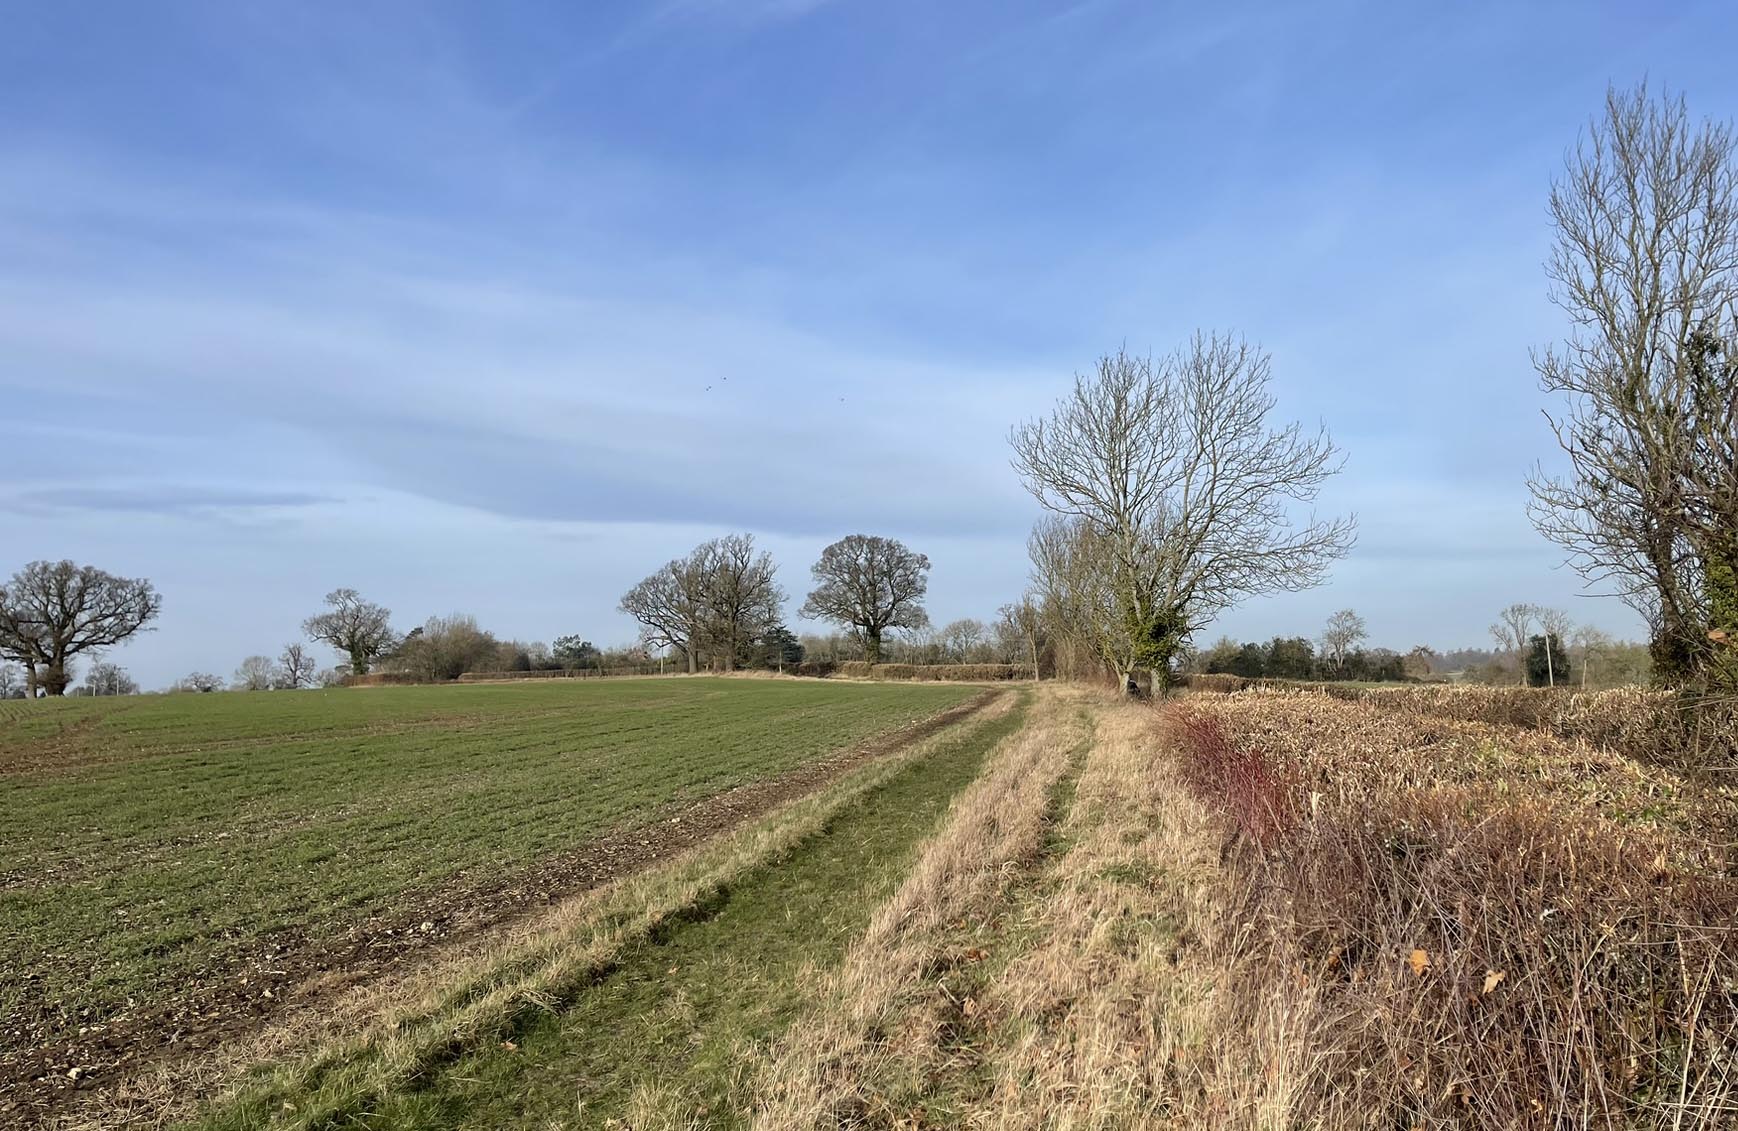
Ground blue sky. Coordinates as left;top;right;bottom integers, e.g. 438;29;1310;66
4;1;1734;687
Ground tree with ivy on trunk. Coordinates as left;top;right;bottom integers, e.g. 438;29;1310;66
1526;84;1738;690
799;535;930;665
0;560;161;697
303;588;396;677
1012;336;1354;696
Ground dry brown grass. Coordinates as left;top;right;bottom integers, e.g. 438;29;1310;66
749;688;1091;1128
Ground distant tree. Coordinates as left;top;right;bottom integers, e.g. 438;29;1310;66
175;671;225;693
315;667;345;689
939;618;988;663
0;662;20;699
1319;609;1368;674
1266;636;1316;680
276;643;317;689
1535;607;1574;687
1229;642;1266;679
800;534;931;665
1197;636;1243;675
1404;644;1438;679
234;655;278;691
303;589;395;676
552;635;601;670
1526;634;1574;687
1489;603;1536;687
997;597;1046;679
1012;338;1355;695
0;560;161;696
83;661;138;697
757;624;804;671
392;614;498;682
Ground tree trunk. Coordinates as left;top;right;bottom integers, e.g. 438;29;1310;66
1545;639;1556;687
349;647;370;677
1119;669;1140;697
43;662;70;696
1705;539;1738;693
24;663;37;699
1030;637;1040;682
865;627;882;665
687;643;698;675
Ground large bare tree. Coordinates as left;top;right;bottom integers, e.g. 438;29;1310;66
0;560;162;696
700;534;786;671
1526;85;1738;685
303;588;396;676
621;535;782;672
621;554;710;674
1012;336;1354;694
799;535;930;664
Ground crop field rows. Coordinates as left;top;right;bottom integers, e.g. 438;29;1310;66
0;678;980;1124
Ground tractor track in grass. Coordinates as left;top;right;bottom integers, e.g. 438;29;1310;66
0;690;999;1130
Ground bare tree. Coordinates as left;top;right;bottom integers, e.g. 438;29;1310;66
799;535;931;664
0;662;19;699
174;671;225;693
0;560;162;696
998;596;1046;679
1011;337;1354;695
1570;624;1615;690
278;643;317;689
234;655;278;691
700;534;785;671
83;661;139;696
620;560;706;673
391;614;500;682
620;538;770;674
303;589;396;676
1536;607;1575;687
1526;85;1738;685
939;618;987;663
1490;603;1536;686
1319;608;1368;673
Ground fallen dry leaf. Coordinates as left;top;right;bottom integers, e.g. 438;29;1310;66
1407;948;1431;977
1482;969;1506;994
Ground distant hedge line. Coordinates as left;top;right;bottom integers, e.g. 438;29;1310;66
794;661;1034;682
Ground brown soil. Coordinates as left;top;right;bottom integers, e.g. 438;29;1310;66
0;691;997;1129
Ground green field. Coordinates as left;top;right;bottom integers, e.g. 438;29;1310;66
0;678;976;1062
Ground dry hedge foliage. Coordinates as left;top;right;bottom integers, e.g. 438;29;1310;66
1164;691;1738;1128
1181;676;1738;771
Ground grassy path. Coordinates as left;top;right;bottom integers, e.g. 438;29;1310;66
195;692;1030;1131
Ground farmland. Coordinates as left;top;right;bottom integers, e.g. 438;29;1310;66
0;677;981;1121
5;679;1737;1129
